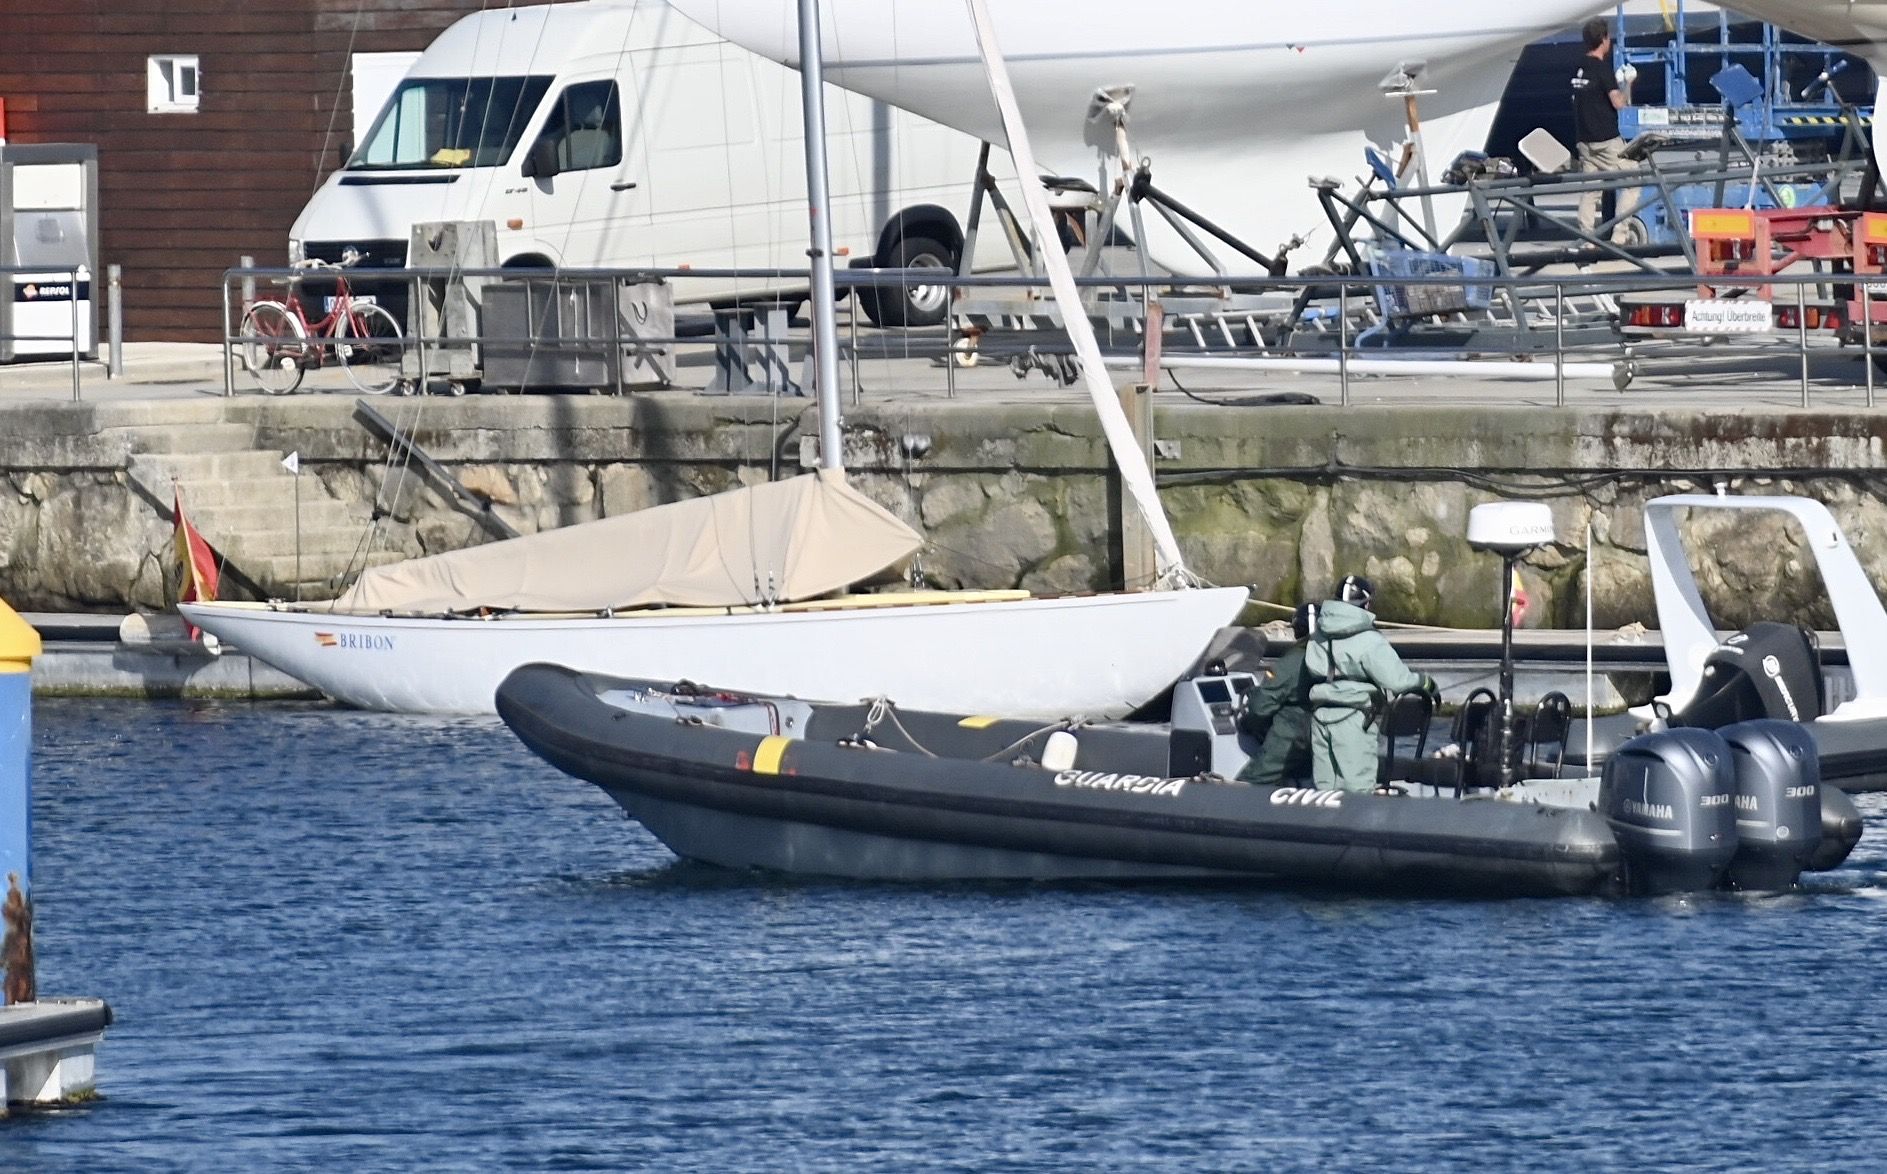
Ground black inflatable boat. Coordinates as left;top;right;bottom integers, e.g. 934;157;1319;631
498;664;1863;898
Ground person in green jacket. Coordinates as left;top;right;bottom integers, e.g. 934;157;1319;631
1237;603;1316;786
1304;576;1438;791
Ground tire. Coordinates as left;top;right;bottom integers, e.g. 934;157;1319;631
240;301;307;395
338;302;404;394
861;234;955;328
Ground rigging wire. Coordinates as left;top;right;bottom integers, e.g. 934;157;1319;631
858;696;1084;762
311;0;377;197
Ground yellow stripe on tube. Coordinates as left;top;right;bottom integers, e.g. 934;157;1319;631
752;735;791;775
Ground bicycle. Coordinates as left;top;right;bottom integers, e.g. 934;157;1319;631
239;250;405;394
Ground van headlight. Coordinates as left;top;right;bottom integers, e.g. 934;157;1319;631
288;238;304;265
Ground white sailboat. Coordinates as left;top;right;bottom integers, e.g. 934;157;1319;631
181;0;1250;717
1731;4;1887;73
671;0;1617;271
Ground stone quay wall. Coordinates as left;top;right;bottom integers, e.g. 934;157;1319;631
2;393;1884;632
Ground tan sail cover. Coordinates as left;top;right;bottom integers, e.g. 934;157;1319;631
321;469;922;614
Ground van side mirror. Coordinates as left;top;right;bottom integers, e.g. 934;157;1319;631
522;138;560;179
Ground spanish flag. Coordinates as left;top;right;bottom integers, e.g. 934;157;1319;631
174;488;218;637
1509;566;1530;627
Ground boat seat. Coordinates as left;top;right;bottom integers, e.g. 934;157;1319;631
1450;687;1497;748
1421;701;1530;794
1377;689;1435;788
1473;705;1533;791
1524;691;1572;779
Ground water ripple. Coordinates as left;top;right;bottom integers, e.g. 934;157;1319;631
6;698;1887;1170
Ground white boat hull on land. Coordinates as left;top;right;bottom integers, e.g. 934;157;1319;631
1733;3;1887;69
181;586;1250;717
671;0;1614;270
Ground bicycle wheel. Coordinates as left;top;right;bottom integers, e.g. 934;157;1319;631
239;301;307;395
338;302;405;394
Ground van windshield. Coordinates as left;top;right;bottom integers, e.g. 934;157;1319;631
350;76;553;170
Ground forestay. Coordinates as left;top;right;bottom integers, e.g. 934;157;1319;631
963;0;1193;587
322;469;921;614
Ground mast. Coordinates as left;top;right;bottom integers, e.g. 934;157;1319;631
962;0;1193;587
795;0;845;471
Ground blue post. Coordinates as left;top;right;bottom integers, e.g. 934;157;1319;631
0;602;40;904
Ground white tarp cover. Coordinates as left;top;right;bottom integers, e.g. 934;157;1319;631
321;469;922;614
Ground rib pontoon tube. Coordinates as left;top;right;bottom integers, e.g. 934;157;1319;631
499;664;1628;897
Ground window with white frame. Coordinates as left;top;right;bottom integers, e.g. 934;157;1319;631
148;55;200;113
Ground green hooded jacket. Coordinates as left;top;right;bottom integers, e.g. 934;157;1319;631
1304;599;1427;718
1237;642;1313;785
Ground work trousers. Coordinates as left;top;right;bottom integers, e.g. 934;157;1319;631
1576;136;1637;243
1310;708;1379;792
1238;713;1310;787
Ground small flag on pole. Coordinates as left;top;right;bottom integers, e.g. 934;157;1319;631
1509;566;1530;627
282;451;300;475
173;488;219;638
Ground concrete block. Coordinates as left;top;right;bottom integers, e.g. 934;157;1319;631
191;501;363;536
100;423;256;455
154;476;292;509
90;399;229;429
137;451;290;483
218;526;368;560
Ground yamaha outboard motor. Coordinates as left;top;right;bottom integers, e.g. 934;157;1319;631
1810;786;1865;874
1670;622;1824;729
1718;719;1823;891
1601;728;1738;895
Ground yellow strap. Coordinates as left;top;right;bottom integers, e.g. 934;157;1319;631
957;715;1001;729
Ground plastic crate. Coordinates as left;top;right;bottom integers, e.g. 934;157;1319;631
1369;250;1495;319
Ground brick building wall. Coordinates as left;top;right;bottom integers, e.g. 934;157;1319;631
1;0;514;341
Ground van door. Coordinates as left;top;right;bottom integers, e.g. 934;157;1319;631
519;77;650;267
629;42;769;296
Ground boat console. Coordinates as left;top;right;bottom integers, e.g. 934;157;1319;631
1168;672;1260;778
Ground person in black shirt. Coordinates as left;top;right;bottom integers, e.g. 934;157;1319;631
1570;17;1633;244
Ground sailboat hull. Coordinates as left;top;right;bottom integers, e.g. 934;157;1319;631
671;0;1615;270
180;586;1250;717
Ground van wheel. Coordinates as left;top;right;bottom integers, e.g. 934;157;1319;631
861;234;954;329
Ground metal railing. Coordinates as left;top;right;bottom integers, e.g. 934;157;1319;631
217;261;1887;410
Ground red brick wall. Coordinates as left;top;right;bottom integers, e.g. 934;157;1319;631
1;0;510;340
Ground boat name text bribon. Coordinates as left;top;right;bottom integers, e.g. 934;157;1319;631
314;631;397;652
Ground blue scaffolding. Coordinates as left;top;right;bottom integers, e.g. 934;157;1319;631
1612;0;1873;146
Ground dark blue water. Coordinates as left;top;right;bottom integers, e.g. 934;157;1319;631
8;699;1887;1171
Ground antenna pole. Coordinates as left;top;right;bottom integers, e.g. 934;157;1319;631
795;0;844;471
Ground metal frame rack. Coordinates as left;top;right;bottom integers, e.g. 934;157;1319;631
1613;0;1870;150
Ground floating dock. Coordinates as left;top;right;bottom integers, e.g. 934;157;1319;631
0;999;112;1108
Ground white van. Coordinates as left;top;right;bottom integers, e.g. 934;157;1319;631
292;0;1009;327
